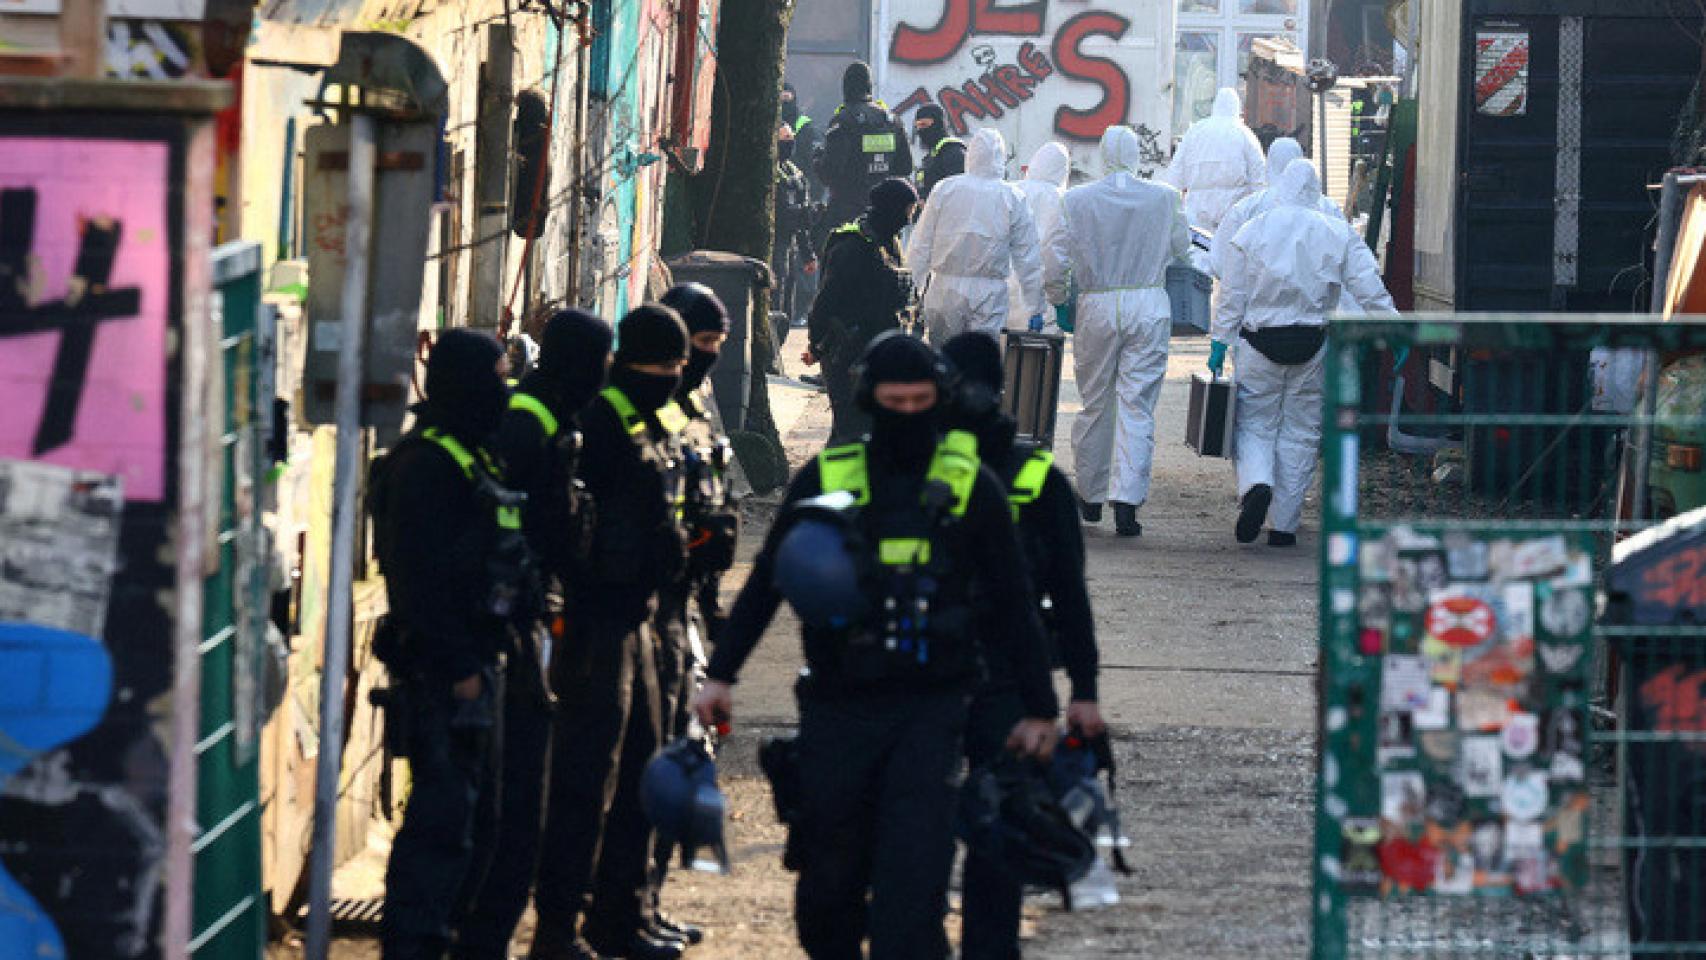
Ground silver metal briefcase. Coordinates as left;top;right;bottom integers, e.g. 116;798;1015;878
1001;330;1064;450
1186;371;1236;458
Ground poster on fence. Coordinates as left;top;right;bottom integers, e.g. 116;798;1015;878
1348;529;1593;897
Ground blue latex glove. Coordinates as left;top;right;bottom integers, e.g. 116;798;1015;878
1393;345;1411;372
1028;313;1044;332
1054;301;1075;334
1208;340;1228;377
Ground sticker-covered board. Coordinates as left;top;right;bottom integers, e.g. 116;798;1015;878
1347;529;1593;898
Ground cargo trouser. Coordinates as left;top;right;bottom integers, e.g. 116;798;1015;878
793;687;968;960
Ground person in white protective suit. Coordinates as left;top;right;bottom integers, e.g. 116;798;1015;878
1212;137;1365;317
1212;160;1397;547
1044;125;1191;537
1006;141;1071;330
908;127;1045;342
1210;138;1345;277
1161;87;1266;239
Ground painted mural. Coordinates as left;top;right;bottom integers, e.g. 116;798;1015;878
0;139;171;501
0;125;198;960
876;0;1174;177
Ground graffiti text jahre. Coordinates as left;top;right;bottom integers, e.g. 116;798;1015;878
889;0;1132;142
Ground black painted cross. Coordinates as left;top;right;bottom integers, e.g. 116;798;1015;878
0;188;143;456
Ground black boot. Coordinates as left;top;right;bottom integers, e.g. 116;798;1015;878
1268;529;1298;547
1236;484;1272;544
583;928;685;960
1078;498;1103;523
648;915;703;946
1112;502;1142;537
528;921;610;960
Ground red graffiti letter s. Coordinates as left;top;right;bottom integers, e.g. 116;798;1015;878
1051;12;1131;142
892;0;973;65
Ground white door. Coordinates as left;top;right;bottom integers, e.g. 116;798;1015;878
1173;0;1302;139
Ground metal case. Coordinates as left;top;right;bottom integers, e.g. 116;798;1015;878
1185;371;1236;458
1001;330;1064;450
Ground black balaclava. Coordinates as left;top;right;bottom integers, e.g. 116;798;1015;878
659;283;730;399
842;61;874;103
866;177;918;241
610;304;690;414
942;331;1016;460
914;104;947;149
857;331;944;471
535;308;613;416
781;83;800;126
424;328;508;445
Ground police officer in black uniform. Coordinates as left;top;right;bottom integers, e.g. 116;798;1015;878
939;332;1105;960
774;120;819;352
371;329;521;960
911;104;966;203
782;82;823;201
802;177;919;445
694;332;1060;960
531;307;693;960
455;311;613;960
814;61;912;253
642;283;739;946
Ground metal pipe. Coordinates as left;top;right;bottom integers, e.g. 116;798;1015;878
305;109;377;960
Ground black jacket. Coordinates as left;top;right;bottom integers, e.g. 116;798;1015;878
977;419;1098;702
496;371;580;583
372;418;507;684
708;454;1060;720
774;160;817;272
807;219;910;367
815;100;913;218
917;137;966;202
572;392;687;627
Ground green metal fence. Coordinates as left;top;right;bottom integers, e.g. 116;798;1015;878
191;241;272;959
1315;314;1706;959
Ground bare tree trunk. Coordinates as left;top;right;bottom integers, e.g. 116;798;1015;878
691;0;793;489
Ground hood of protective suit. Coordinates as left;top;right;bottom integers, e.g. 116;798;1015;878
1101;125;1141;175
1212;87;1242;119
1265;137;1304;182
1024;142;1070;188
1273;158;1323;209
966;128;1006;179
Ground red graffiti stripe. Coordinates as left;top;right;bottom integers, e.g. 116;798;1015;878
1475;40;1528;106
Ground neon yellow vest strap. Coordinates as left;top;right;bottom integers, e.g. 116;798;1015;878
420;428;520;530
819;433;979;517
926;429;979;519
601;386;647;437
818;442;871;505
793;115;812;133
931;136;962;157
510;391;559;438
1008;450;1054;519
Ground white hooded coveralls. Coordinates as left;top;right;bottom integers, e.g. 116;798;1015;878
1217;160;1397;534
1007;142;1071;328
1044;126;1191;508
1212;138;1360;314
908;128;1044;342
1161;88;1266;236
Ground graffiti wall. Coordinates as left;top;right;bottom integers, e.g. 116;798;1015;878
875;0;1175;177
0;113;215;960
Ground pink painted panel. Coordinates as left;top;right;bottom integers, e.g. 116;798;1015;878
0;137;170;501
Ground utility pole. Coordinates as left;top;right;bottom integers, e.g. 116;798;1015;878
469;24;514;332
304;106;376;960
